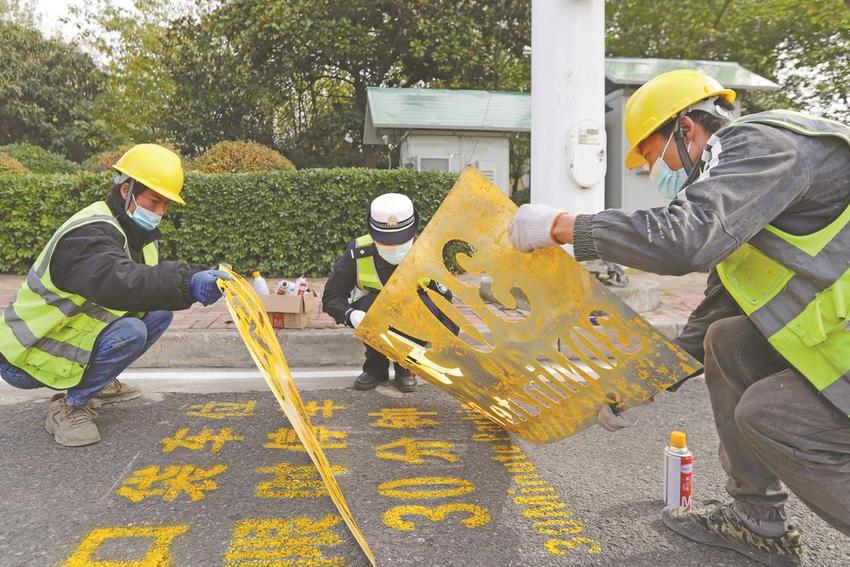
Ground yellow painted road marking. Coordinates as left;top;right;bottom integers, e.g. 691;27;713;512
116;464;227;503
64;525;189;567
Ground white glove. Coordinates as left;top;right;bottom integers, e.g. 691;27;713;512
349;310;366;329
507;204;563;252
596;404;634;432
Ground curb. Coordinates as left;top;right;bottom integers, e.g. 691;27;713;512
133;319;685;369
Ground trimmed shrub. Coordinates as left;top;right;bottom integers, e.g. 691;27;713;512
82;142;182;172
192;141;296;173
0;154;29;174
0;168;457;276
0;143;79;174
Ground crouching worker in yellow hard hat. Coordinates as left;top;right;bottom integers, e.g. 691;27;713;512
508;69;850;565
0;143;230;447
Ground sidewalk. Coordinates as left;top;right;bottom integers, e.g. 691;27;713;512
0;271;707;368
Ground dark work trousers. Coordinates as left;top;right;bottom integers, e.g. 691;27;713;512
703;315;850;536
351;292;407;381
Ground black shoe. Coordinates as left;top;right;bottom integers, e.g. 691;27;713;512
394;369;417;393
354;372;386;390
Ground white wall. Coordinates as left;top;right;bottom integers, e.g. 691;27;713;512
400;132;511;194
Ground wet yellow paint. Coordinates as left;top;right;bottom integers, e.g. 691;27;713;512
545;537;603;556
160;427;244;453
377;477;476;500
186;400;256;419
367;408;439;429
375;438;457;464
224;516;343;566
383;504;491;532
464;408;602;557
264;426;348;451
256;463;348;499
356;167;701;443
116;464;227;503
301;400;346;419
63;525;189;567
218;269;375;566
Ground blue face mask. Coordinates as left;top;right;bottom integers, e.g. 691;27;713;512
129;194;163;231
375;239;413;265
649;132;689;199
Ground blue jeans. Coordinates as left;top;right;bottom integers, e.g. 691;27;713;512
0;311;172;407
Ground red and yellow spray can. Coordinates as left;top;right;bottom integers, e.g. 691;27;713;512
663;430;693;509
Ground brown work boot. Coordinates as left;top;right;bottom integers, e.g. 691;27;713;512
45;395;101;447
662;500;802;566
90;379;142;407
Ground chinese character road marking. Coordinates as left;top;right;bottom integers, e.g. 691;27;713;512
116;464;228;503
375;437;457;464
160;427;244;453
368;408;439;428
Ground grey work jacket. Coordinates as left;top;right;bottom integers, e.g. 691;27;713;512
573;110;850;363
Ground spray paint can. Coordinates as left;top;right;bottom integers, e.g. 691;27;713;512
295;275;308;296
663;430;693;509
250;271;270;295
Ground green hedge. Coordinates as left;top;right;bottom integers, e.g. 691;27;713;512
0;143;79;174
0;169;457;276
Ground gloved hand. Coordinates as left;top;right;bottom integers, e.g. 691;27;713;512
190;269;231;306
349;310;366;329
596;404;634;432
507;204;565;252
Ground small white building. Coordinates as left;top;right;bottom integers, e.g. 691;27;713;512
363;87;529;194
363;58;778;208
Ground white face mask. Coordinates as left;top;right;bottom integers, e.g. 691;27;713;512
375;239;414;265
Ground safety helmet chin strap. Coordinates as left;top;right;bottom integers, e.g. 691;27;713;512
673;113;703;189
121;177;136;214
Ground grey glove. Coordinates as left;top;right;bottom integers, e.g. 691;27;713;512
507;204;563;252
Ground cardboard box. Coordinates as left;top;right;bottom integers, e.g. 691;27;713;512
260;290;318;329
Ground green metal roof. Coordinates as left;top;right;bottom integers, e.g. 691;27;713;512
605;57;780;90
364;58;778;140
366;87;531;133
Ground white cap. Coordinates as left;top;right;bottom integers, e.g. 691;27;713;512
369;193;418;245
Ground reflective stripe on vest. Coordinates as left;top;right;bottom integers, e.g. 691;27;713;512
716;111;850;417
354;234;430;293
354;234;383;292
0;201;159;388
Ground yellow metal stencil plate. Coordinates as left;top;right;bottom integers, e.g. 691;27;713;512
219;270;376;566
356;168;700;444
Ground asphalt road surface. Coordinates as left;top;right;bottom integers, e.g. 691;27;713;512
0;370;847;566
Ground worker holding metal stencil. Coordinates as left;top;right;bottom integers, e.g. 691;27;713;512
323;193;458;392
508;68;849;565
0;144;229;447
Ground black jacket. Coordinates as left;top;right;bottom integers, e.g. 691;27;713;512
323;239;454;328
49;189;207;312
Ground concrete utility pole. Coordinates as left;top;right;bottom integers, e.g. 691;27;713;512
531;0;606;215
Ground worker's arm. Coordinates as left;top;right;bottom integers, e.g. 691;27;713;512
50;223;204;311
322;242;359;327
569;123;811;275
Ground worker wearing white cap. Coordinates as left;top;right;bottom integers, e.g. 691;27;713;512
322;193;458;392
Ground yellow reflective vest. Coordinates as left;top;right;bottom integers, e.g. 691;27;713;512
716;111;850;417
0;202;159;388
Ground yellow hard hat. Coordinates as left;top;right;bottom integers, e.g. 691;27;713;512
113;143;186;205
624;69;736;169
